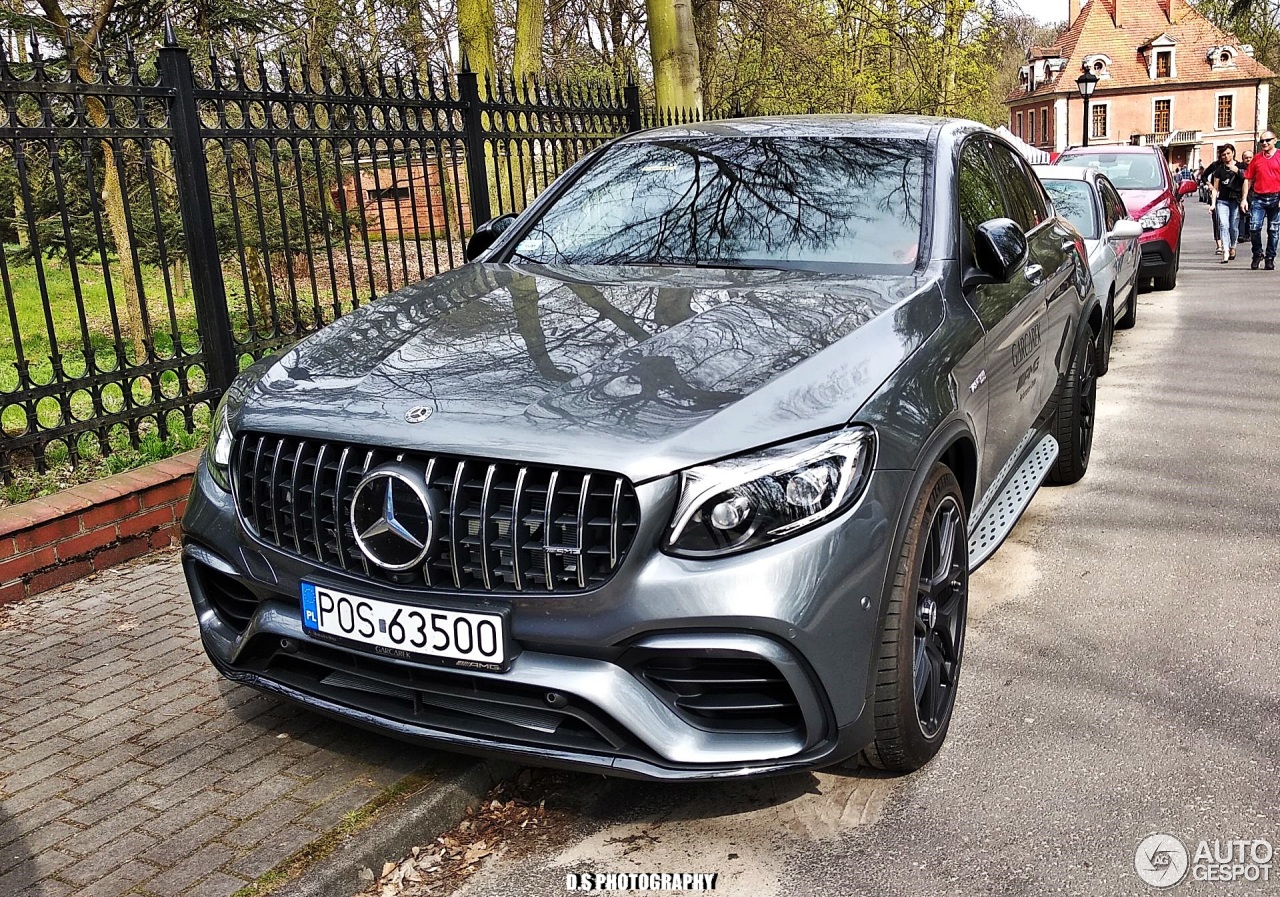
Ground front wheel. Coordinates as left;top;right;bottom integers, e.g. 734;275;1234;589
1096;298;1115;376
1153;244;1180;291
861;464;968;773
1046;327;1098;486
1116;282;1137;330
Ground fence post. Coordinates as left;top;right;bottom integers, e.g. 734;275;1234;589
157;26;237;396
457;59;492;229
624;72;643;133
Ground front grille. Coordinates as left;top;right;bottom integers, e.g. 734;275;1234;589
231;433;641;593
640;657;803;734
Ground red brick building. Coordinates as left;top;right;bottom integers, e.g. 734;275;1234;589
1006;0;1275;169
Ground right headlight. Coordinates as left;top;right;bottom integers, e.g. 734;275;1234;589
665;427;875;558
1139;204;1172;230
207;393;235;492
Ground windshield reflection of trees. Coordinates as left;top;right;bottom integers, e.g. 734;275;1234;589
515;138;926;268
1043;183;1097;239
257;263;900;439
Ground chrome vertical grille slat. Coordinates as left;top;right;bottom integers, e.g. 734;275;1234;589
232;433;640;594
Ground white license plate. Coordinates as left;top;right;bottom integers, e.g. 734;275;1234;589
301;582;507;667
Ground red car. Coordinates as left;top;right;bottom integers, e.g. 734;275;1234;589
1055;145;1197;290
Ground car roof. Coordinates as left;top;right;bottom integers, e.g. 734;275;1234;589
1033;164;1097;183
621;114;955;143
1057;145;1162;157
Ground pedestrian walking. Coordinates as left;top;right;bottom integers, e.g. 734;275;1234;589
1203;155;1225;251
1210;144;1244;262
1239;149;1255;242
1242;132;1280;269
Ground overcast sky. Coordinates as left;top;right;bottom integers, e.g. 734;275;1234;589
1012;0;1070;26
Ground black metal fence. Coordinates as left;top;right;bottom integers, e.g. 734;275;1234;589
0;31;718;480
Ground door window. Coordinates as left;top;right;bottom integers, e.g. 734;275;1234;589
988;143;1046;232
957;140;1006;251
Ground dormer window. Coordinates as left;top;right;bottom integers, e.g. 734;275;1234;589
1082;54;1112;79
1209;46;1239;70
1143;35;1178;79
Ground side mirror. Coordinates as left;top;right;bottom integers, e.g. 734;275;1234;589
1178;179;1199;197
464;214;518;261
1109;219;1144;241
967;218;1028;287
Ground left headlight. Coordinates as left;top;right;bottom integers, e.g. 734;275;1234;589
208;393;235;492
666;427;875;558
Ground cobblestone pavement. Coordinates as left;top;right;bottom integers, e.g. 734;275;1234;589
0;549;435;897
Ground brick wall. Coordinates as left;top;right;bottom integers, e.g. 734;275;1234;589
0;450;201;606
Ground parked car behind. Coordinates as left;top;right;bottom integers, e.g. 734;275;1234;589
183;117;1099;780
1033;165;1144;375
1055;145;1197;291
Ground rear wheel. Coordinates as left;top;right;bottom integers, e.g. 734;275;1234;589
861;464;968;773
1046;327;1098;486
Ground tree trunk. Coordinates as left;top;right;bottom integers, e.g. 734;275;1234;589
99;141;148;362
646;0;703;112
691;0;720;110
458;0;498;88
244;244;272;327
513;0;546;81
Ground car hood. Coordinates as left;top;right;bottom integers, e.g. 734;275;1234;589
236;263;939;482
1117;188;1169;218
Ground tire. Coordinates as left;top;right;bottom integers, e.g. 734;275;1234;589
1046;326;1098;486
1096;296;1114;377
1154;243;1179;291
1116;282;1137;330
861;464;968;773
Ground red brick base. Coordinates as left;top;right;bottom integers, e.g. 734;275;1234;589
0;450;200;606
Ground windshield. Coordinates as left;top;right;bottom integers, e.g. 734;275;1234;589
1042;180;1098;239
1057;153;1165;190
509;136;929;271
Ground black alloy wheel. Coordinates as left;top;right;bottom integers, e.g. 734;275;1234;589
913;494;967;738
861;464;969;773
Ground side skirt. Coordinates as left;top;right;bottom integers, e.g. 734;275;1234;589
966;433;1059;571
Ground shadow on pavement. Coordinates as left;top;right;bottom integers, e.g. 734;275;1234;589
0;803;37;896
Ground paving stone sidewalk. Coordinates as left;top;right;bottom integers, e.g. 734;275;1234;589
0;549;434;897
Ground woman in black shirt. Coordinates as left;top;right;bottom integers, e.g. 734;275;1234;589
1212;144;1245;262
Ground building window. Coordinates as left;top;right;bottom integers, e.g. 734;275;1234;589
1091;104;1108;139
1154;99;1172;133
1017;112;1023;137
1030;112;1036;144
1156;51;1172;77
1042;108;1048;141
1217;94;1234;129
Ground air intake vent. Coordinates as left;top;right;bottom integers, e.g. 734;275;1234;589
199;567;261;633
231;433;641;593
641;657;803;734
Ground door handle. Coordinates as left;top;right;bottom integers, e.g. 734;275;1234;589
1025;264;1044;286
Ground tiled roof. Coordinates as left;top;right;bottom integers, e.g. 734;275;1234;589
1006;0;1275;103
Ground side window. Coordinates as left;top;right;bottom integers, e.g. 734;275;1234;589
957;140;1006;252
1099;179;1127;226
987;143;1042;232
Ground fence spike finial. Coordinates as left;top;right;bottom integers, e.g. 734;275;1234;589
461;51;472;74
27;28;42;63
163;13;177;47
123;32;134;55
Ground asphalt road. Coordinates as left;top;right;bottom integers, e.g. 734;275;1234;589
440;210;1280;897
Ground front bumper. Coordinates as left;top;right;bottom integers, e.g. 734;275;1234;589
1138;235;1176;273
181;456;906;779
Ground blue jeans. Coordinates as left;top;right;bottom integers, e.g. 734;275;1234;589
1216;200;1241;247
1249;192;1280;260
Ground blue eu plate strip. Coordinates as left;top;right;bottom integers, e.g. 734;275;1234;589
301;582;319;631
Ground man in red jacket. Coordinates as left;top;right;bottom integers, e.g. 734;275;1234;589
1242;131;1280;269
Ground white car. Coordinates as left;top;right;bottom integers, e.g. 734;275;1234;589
1034;165;1143;375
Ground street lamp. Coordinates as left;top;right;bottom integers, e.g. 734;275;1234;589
1076;70;1099;147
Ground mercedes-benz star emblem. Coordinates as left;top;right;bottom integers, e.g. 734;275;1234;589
405;405;434;423
350;464;435;571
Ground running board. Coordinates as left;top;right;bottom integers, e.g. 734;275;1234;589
967;434;1059;571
